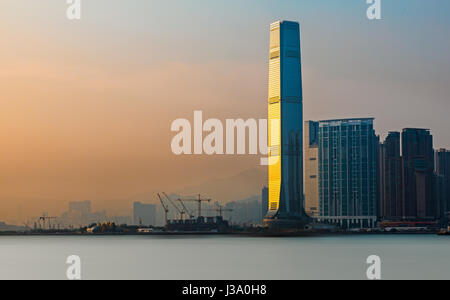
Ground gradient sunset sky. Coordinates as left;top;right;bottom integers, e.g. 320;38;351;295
1;0;450;223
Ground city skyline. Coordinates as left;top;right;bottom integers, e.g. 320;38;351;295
2;0;450;223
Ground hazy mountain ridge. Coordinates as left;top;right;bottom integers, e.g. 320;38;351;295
176;168;267;204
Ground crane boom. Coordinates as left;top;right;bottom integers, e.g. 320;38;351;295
215;202;233;218
205;202;234;218
177;199;194;219
163;192;185;221
157;193;169;226
179;194;211;218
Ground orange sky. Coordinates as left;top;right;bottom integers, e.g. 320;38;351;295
0;49;267;222
0;27;268;222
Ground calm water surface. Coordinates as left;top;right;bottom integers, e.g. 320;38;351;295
0;234;448;280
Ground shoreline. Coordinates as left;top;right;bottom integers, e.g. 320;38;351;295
0;230;443;237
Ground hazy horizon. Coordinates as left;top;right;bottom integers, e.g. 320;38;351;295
1;0;450;223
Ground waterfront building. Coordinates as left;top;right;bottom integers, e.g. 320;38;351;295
435;149;450;222
433;174;446;224
379;132;403;220
317;118;379;228
401;129;435;219
304;121;320;217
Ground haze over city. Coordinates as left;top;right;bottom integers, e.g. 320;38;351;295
1;0;450;223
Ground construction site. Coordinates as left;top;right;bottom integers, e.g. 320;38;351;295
158;193;232;233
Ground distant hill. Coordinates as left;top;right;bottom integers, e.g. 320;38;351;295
176;168;267;204
225;195;262;225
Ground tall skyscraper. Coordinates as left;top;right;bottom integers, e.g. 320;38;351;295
379;132;403;220
401;129;435;219
304;121;319;217
317;118;379;228
133;202;156;226
266;20;305;227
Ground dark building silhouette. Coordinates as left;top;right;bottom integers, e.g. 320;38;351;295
379;132;403;220
261;186;269;224
435;149;450;222
401;129;435;219
433;174;446;223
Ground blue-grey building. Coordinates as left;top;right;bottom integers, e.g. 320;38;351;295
317;118;379;228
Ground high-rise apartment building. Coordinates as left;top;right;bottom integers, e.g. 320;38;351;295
379;132;403;220
401;129;435;219
304;121;319;217
317;118;378;228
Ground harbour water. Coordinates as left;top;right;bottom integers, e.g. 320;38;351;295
0;234;448;280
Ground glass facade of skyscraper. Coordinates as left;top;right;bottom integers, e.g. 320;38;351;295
266;20;305;224
318;118;378;228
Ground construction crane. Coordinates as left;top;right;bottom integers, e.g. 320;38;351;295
177;198;195;220
157;193;170;226
179;194;211;218
205;202;234;218
214;202;234;218
162;192;186;221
